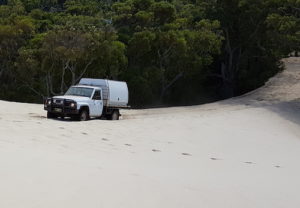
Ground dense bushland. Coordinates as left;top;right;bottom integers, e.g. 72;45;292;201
0;0;299;107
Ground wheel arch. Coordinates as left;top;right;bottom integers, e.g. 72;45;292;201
79;105;90;114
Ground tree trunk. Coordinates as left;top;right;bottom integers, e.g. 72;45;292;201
0;64;7;79
47;72;59;96
71;72;76;85
221;28;241;98
160;72;184;100
60;66;66;94
45;76;50;97
0;68;4;79
75;59;94;83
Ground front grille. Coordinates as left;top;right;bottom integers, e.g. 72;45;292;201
64;100;73;107
52;104;63;108
45;98;77;115
53;99;64;105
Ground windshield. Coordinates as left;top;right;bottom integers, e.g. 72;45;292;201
65;87;94;98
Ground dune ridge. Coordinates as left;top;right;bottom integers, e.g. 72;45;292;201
0;58;299;208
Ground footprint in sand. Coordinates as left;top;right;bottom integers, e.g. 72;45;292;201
82;132;88;135
61;144;68;149
275;165;281;168
244;161;255;164
210;157;221;161
152;149;161;152
182;153;192;156
102;138;109;141
59;127;65;129
125;144;132;146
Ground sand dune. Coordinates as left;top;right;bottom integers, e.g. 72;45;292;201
0;58;299;208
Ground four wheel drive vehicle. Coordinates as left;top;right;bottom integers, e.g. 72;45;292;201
44;78;129;121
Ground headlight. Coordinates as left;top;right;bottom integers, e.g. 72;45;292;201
70;102;76;108
47;100;52;105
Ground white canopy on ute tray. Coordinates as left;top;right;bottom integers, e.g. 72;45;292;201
79;78;129;108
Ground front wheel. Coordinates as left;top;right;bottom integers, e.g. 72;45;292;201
79;110;89;121
47;112;57;119
111;110;120;120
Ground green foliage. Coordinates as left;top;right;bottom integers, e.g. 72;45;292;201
0;0;298;106
64;0;102;16
151;1;176;25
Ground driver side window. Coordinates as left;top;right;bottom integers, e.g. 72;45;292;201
93;90;101;100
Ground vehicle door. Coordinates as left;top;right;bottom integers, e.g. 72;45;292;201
90;89;103;117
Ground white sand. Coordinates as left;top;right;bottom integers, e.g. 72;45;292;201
0;58;300;208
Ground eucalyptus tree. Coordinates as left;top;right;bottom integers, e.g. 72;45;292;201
113;0;223;104
203;0;300;97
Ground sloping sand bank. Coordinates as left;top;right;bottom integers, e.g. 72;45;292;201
0;58;299;208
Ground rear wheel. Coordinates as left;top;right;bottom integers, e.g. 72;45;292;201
111;110;120;120
70;116;78;121
79;110;89;121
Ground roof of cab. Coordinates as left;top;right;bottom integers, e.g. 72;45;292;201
72;85;101;89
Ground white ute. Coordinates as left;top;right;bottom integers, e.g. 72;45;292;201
44;79;129;121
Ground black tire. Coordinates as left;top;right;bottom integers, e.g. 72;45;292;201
47;112;57;119
70;116;78;121
111;110;120;120
79;110;89;121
